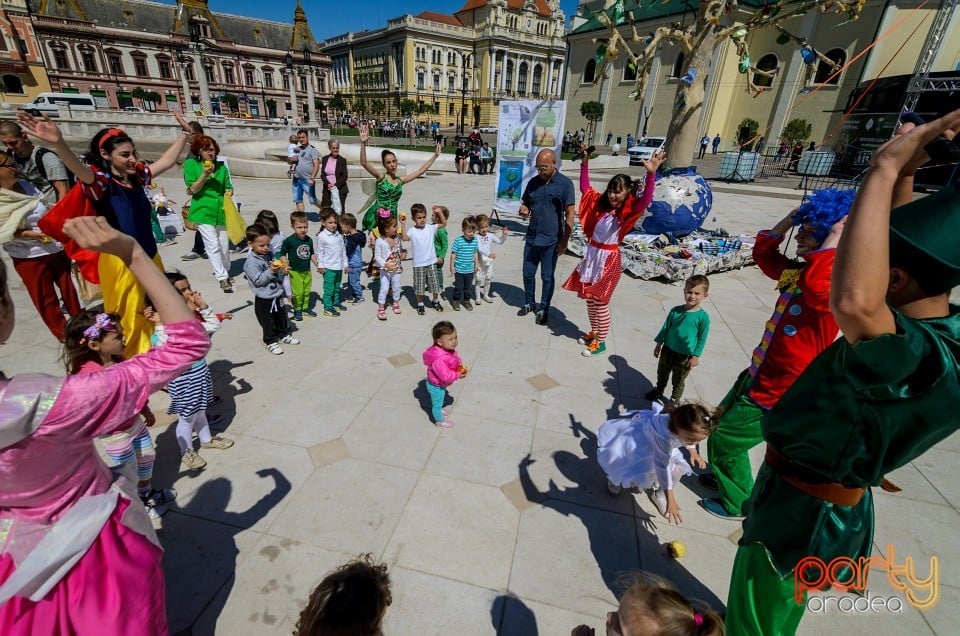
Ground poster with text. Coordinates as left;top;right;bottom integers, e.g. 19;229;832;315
493;100;566;214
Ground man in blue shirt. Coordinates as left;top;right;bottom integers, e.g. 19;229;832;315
518;148;576;325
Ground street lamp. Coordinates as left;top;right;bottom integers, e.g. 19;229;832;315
454;51;472;136
284;51;298;122
302;46;317;125
255;70;267;120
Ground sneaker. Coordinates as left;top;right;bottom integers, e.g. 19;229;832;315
651;488;668;516
232;245;249;255
351;296;365;304
323;309;340;317
577;331;598;346
433;300;444;312
699;497;745;520
392;303;401;314
483;295;494;304
451;300;461;311
535;308;549;325
474;298;481;306
644;388;663;401
219;279;233;293
435;420;454;429
377;307;387;320
417;304;426;315
463;301;473;312
699;472;719;490
201;436;235;450
181;450;207;470
517;303;534;316
304;309;318;317
334;303;348;311
180;251;201;261
582;341;607;357
280;335;300;345
142;487;178;507
292;310;303;321
442;406;451;417
607;479;622;495
143;500;168;519
266;342;284;355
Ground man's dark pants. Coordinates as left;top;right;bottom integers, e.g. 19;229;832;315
522;240;559;310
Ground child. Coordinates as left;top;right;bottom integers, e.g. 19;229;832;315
432;204;450;298
597;401;714;523
279;211;317;321
315;208;348;317
474;213;507;304
422;320;467;429
341;212;366;303
449;216;479;311
647;275;710;404
406;202;447;315
287;134;299;178
61;311;176;519
244;223;300;354
146;272;235;470
571;572;725;635
294;554;392;636
374;215;404;320
255;210;291;305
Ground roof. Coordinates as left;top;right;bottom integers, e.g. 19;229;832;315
416;11;463;27
457;0;553;18
570;0;767;35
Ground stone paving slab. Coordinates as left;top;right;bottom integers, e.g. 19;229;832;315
2;159;957;635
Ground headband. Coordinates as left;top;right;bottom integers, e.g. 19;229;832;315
80;313;117;345
98;128;127;151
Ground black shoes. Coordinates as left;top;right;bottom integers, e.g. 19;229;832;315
535;308;549;325
517;304;534;316
644;388;663;401
699;472;719;490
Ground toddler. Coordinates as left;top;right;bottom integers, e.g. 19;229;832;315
294;554;392;636
598;401;714;523
432;205;449;296
571;572;725;635
341;212;366;303
315;207;348;317
279;210;317;320
406;202;447;315
374;215;404;320
244;223;300;354
255;210;290;304
422;320;467;429
449;216;479;311
62;311;175;518
647;275;710;404
474;213;507;304
286;134;299;178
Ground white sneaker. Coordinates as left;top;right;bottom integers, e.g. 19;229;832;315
266;342;284;355
651;488;668;516
280;335;300;345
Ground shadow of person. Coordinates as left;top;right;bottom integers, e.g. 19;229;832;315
491;593;539;635
206;358;254;436
163;468;292;635
603;355;656;415
413;379;451;421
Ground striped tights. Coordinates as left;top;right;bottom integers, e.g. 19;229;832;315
586;299;611;342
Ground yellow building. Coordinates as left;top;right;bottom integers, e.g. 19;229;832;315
0;0;52;107
322;0;567;131
564;0;960;155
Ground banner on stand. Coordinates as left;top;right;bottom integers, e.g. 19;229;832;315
492;100;566;214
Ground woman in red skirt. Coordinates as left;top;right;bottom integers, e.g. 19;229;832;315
563;144;665;356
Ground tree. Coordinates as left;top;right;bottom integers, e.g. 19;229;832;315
399;99;418;117
589;0;864;162
131;87;149;108
580;100;605;142
352;96;368;119
371;99;386;118
418;102;435;116
782;118;812;146
266;99;277;118
221;92;239;114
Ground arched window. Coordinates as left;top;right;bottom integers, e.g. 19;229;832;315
583;58;596;84
672;53;685;78
518;61;528;94
754;53;779;88
505;59;514;91
532;64;543;95
2;74;23;94
814;48;845;85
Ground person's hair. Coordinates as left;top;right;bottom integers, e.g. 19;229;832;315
378;215;398;234
685;275;710;294
297;129;309;137
246;222;270;243
615;572;725;636
328;139;340;149
255;210;279;236
189;134;220;157
61;310;122;374
890;239;955;297
475;213;490;227
84;127;135;173
164;271;188;289
433;205;449;221
320;207;338;222
340;212;357;229
794;187;855;244
598;174;635;210
0;120;23;137
410;203;427;218
189;122;204;135
289;134;298;143
294;554;392;636
432;320;456;341
461;216;477;232
665;402;717;437
290;211;309;226
381;149;396;164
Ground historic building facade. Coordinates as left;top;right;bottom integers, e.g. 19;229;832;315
27;0;331;120
323;0;567;130
0;0;51;106
564;0;960;154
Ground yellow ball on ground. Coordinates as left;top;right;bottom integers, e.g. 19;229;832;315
667;540;686;558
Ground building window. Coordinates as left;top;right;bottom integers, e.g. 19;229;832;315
184;64;195;81
433;73;440;91
447;74;455;92
2;74;23;94
205;65;214;83
532;65;542;95
505;60;513;91
159;59;171;79
264;71;274;88
108;54;123;75
583;59;596;84
52;47;70;70
0;36;6;52
224;66;234;85
448;102;454;116
133;57;148;77
245;70;254;85
517;62;528;94
417;71;425;90
814;48;845;85
672;53;685;78
282;73;290;90
81;51;97;73
17;39;27;57
299;75;306;92
754;53;778;88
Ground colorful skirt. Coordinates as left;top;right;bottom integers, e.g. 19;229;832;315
563;249;622;304
166;359;213;417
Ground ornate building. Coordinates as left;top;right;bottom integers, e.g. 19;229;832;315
323;0;567;130
27;0;331;120
0;0;51;105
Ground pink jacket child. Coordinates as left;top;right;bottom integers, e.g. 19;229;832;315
422;321;465;429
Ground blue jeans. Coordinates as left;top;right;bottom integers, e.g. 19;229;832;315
346;258;363;298
522;240;559;310
291;177;319;205
426;380;447;423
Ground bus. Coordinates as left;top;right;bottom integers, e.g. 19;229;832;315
19;93;98;117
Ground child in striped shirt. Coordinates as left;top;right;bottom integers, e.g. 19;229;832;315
449;216;479;311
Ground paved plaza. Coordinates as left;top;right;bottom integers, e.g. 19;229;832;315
2;158;956;635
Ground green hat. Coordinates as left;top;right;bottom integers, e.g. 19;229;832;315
889;184;960;290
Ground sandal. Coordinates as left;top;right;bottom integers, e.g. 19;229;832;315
377;307;387;321
392;303;401;314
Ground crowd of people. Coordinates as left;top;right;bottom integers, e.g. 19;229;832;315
0;106;958;636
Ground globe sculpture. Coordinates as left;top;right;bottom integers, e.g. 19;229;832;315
640;166;713;237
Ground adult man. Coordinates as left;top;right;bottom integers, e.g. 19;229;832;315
0;121;69;205
711;133;721;154
291;129;321;212
480;142;495;174
699;135;710;159
518;148;575;326
725;109;960;636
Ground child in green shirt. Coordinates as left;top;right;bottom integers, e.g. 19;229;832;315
278;211;317;320
432;204;450;297
647;275;710;403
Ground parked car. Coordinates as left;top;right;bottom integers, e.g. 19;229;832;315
123;106;145;113
479;125;498;133
20;92;98;117
627;136;667;166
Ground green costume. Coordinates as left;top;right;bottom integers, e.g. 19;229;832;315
434;225;449;289
361;177;403;231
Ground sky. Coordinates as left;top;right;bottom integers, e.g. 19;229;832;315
164;0;582;41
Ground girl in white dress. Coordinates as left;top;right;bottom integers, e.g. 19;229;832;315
597;401;714;524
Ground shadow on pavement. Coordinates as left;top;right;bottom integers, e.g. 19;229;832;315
491;592;539;635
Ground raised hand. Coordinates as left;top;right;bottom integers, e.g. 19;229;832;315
62;216;136;264
871;109;960;175
642;149;667;173
17;111;63;146
172;110;192;133
434;140;442;157
359;122;370;144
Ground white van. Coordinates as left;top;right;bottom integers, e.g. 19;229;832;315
20;93;98;116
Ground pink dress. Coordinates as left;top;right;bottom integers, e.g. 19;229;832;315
0;321;209;635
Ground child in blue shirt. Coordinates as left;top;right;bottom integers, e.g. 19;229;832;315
341;212;366;303
449;216;479;311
